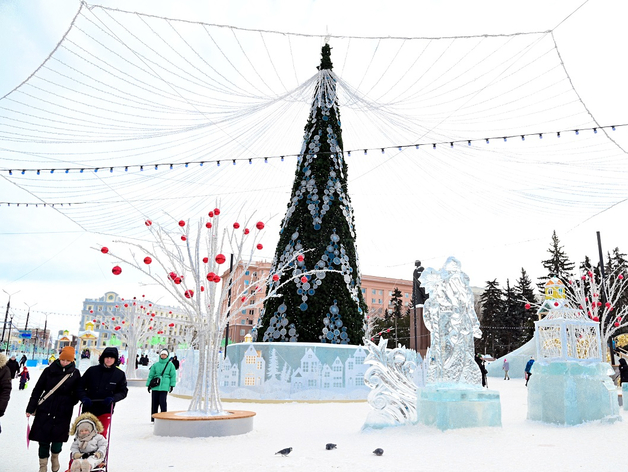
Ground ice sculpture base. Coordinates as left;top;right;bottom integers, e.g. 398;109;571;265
527;361;621;425
416;383;501;431
623;384;628;411
153;410;255;437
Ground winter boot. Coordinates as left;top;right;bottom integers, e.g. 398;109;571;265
38;457;48;472
70;460;82;472
50;453;60;472
80;459;92;472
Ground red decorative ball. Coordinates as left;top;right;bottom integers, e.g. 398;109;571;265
256;243;263;250
206;272;215;281
620;274;625;280
169;272;177;280
297;254;304;262
178;220;185;227
593;316;600;322
214;208;220;215
169;323;175;327
241;296;246;302
124;303;128;308
174;276;182;284
181;235;187;241
185;290;194;298
112;265;122;275
615;322;620;327
148;326;153;330
525;303;531;310
145;219;152;226
272;274;279;281
122;321;125;324
256;221;265;230
206;222;212;229
101;247;109;254
144;257;152;264
208;211;214;218
605;302;612;308
216;254;226;264
92;319;96;322
300;276;308;283
200;286;205;292
233;222;240;229
111;317;116;321
554;301;559;307
244;228;250;235
89;310;94;314
203;257;209;263
213;275;221;283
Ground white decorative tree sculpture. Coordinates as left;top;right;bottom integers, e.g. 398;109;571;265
99;207;320;415
567;268;628;361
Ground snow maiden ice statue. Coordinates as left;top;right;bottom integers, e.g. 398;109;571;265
415;257;501;430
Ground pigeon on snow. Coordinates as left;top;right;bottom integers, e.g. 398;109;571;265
373;448;384;456
325;443;337;450
276;447;292;456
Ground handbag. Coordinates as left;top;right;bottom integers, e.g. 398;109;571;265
149;358;171;389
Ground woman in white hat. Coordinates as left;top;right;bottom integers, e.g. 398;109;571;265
146;349;177;422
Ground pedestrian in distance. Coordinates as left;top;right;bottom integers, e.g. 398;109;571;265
69;412;107;472
7;354;19;379
19;366;30;390
171;355;180;370
19;354;27;368
525;356;535;386
26;346;81;472
0;353;12;435
503;358;510;380
475;353;488;387
146;349;177;422
78;346;128;437
618;358;628;385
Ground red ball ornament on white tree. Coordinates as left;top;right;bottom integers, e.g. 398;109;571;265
208;211;214;218
185;290;194;298
297;254;304;262
145;220;152;226
112;265;122;275
233;222;240;229
92;319;97;322
216;254;226;264
200;286;205;292
525;303;531;310
206;272;216;281
256;221;265;230
101;247;109;254
213;275;221;283
143;257;152;264
203;257;209;263
178;220;185;227
272;274;279;282
256;243;263;250
300;276;308;283
244;228;250;235
169;323;175;327
619;274;625;280
206;222;212;229
214;208;220;215
181;235;187;241
174;277;182;284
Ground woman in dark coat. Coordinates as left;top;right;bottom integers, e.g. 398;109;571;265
26;346;81;472
619;358;628;385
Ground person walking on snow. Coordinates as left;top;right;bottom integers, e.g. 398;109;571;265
0;353;13;435
503;358;510;380
69;412;107;472
7;354;19;379
146;349;177;422
26;346;81;472
78;346;128;437
19;366;30;390
525;356;535;386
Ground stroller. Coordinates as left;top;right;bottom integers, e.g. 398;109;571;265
65;405;113;472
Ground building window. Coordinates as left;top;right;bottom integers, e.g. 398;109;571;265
303;362;309;373
372;298;376;303
405;293;409;298
355;374;364;386
324;371;330;378
308;379;317;387
246;355;256;364
244;280;250;286
372;289;376;294
333;381;342;388
378;290;383;295
245;270;250;276
388;291;393;296
249;310;255;315
378;299;382;304
355;356;364;365
241;310;247;314
244;375;254;386
362;288;366;293
252;272;257;277
348;361;354;370
231;381;237;386
240;329;245;336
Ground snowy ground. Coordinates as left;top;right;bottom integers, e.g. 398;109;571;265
3;368;626;472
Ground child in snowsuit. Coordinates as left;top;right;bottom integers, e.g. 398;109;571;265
19;366;30;390
69;412;107;472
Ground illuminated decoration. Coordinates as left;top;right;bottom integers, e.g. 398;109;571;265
362;338;424;428
260;44;368;344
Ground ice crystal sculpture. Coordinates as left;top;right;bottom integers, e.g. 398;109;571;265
419;256;482;385
362;338;423;428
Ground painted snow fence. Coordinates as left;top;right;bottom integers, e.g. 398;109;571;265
174;343;373;401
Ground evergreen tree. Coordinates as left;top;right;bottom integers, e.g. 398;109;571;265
389;287;404;346
477;280;503;355
259;44;368;344
514;268;536;345
537;230;575;293
500;279;519;357
607;247;628;336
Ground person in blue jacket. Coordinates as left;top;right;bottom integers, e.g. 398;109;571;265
146;349;177;422
525;356;535;386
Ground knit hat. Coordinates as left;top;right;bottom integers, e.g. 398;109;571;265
70;412;104;435
160;349;169;357
59;346;75;362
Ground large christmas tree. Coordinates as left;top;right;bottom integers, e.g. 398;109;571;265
259;44;368;344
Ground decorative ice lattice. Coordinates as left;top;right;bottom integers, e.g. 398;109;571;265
419;257;482;385
363;338;423;426
535;303;602;362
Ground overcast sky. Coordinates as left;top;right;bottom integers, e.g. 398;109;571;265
1;0;627;339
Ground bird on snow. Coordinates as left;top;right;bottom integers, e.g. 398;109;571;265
373;448;384;456
326;443;337;450
275;447;292;456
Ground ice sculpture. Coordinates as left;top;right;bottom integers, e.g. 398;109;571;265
419;256;482;384
362;338;424;429
527;299;620;424
415;257;501;430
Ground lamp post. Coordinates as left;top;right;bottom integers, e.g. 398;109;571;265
23;302;37;354
6;314;14;353
1;289;20;353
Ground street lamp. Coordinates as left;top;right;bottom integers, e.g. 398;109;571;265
1;289;20;353
23;302;37;354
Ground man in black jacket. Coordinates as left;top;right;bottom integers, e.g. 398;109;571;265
7;354;19;379
78;347;128;436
